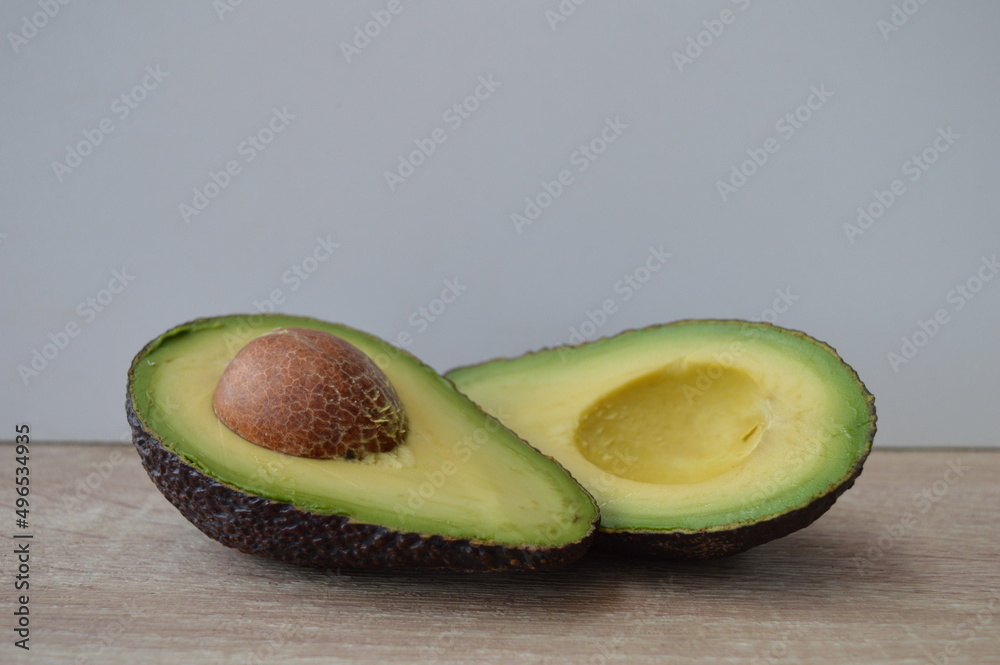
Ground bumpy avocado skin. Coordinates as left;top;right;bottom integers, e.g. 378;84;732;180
126;316;597;573
448;320;877;560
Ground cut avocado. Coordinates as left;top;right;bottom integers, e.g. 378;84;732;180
447;320;876;559
127;314;598;572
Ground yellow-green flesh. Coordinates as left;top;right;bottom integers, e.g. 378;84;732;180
129;316;596;547
448;321;874;532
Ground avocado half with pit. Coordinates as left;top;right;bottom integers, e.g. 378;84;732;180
126;314;598;572
447;320;876;559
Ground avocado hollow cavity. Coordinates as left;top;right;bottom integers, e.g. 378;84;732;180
574;363;770;485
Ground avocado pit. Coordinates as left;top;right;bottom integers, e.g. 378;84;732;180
212;327;407;459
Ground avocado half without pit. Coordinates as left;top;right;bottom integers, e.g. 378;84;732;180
447;320;876;559
126;315;599;572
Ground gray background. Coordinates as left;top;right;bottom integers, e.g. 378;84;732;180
2;1;997;446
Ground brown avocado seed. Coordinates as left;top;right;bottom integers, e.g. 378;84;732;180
212;327;408;459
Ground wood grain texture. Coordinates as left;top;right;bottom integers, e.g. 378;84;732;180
4;445;998;665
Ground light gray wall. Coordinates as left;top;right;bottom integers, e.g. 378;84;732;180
2;1;998;446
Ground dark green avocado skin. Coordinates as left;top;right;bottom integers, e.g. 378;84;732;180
595;452;869;559
127;395;595;573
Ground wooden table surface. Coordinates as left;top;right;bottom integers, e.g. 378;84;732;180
5;444;998;664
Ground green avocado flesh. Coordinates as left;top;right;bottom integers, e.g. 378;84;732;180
447;321;875;534
129;315;597;548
